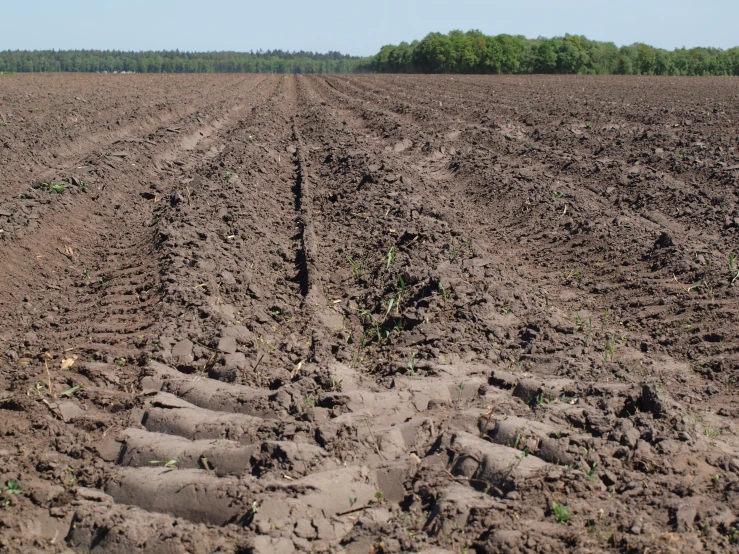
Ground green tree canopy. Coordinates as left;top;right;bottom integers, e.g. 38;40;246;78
368;31;739;76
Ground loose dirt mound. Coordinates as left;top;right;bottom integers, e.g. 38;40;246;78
1;73;739;553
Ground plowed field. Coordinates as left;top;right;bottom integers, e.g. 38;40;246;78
1;73;739;553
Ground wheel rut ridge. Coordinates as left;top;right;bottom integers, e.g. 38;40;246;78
69;74;434;550
0;75;274;320
8;77;278;364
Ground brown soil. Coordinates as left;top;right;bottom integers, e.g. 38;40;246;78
1;73;739;553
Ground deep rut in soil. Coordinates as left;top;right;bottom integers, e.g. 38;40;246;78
1;74;739;554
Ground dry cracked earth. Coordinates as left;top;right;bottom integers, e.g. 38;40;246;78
1;73;739;553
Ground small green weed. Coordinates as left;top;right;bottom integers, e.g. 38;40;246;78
57;385;82;398
347;256;363;279
536;393;556;407
584;316;594;346
574;312;585;331
438;280;447;302
150;458;179;469
445;240;471;261
566;267;581;284
386;246;396;271
552;501;570;524
705;428;723;438
603;335;615;363
587;462;598;482
5;480;22;495
42;182;66;194
352;307;387;344
407;352;417;375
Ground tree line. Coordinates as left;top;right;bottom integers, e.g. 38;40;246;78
362;30;739;76
2;33;738;75
0;50;363;74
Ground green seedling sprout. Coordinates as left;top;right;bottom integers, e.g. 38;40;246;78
603;335;615;363
552;501;570;524
438;280;447;302
386;246;396;270
536;393;556;407
347;256;362;278
42;182;66;194
57;385;82;398
407;352;417;375
5;480;22;495
150;458;179;469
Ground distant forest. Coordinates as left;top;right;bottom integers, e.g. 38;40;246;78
365;31;739;76
1;32;738;75
0;50;361;74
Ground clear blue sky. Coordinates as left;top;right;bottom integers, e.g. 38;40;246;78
3;0;736;56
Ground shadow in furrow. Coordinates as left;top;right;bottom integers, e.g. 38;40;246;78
291;145;310;298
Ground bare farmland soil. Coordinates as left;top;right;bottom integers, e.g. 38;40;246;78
1;73;739;553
